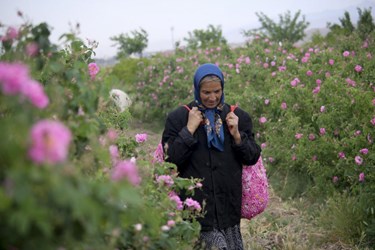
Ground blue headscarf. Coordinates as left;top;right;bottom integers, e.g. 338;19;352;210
193;63;225;151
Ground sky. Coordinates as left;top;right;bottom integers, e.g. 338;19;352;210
1;0;374;58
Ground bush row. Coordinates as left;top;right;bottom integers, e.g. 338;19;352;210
0;19;202;249
112;32;375;246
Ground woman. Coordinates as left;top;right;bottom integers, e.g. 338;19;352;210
162;63;261;249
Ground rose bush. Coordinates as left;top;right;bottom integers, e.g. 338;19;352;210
0;17;202;249
111;26;375;246
2;10;374;248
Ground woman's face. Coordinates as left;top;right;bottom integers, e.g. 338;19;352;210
199;80;222;108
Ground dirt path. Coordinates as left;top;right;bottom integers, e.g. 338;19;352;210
123;120;353;250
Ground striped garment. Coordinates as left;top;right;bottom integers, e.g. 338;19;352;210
197;223;243;250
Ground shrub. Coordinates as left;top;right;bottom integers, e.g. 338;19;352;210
111;17;375;247
0;18;203;249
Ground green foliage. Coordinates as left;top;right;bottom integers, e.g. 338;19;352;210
327;7;375;41
117;135;138;158
3;8;375;248
318;192;374;247
0;165;142;249
243;10;310;47
110;57;150;92
111;28;148;59
339;11;355;34
0;18;202;249
357;7;375;40
110;10;375;247
183;24;228;51
98;106;132;130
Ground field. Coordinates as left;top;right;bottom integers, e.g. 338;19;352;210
124;120;368;250
1;10;374;249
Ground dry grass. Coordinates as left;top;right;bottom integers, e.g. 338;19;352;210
240;188;365;250
122;119;164;159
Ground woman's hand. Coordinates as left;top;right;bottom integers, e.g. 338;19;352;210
226;112;241;144
187;107;203;135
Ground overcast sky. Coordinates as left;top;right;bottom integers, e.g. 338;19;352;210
1;0;374;58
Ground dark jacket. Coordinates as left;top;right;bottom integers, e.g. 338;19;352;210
162;102;261;231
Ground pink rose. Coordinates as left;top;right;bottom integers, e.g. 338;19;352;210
319;128;326;135
308;134;316;141
371;117;375;126
135;133;148;143
107;128;118;142
152;142;164;163
22;80;49;109
359;148;368;155
281;102;287;110
355;156;363;165
4;27;19;40
169;191;183;210
295;133;303;139
111;160;141;186
184;198;202;211
156;175;174;187
167;220;176;227
88;62;100;80
0;62;29;95
332;176;339;183
28;120;72;165
259;117;267;124
354;65;362;72
338;152;346;159
312;86;320;94
359;172;365;182
26;42;39;56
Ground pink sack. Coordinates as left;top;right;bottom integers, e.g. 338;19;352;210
241;156;269;220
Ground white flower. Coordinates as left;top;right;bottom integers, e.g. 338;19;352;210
130;156;137;163
161;225;170;231
134;223;142;231
109;89;132;112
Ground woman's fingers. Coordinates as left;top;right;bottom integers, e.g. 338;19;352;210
226;112;238;126
187;107;203;134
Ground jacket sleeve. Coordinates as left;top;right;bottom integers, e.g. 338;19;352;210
161;108;198;169
231;109;261;166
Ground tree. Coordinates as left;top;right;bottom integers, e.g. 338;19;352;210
357;7;375;40
339;11;355;34
243;10;310;46
183;25;227;50
111;28;148;59
327;8;374;40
